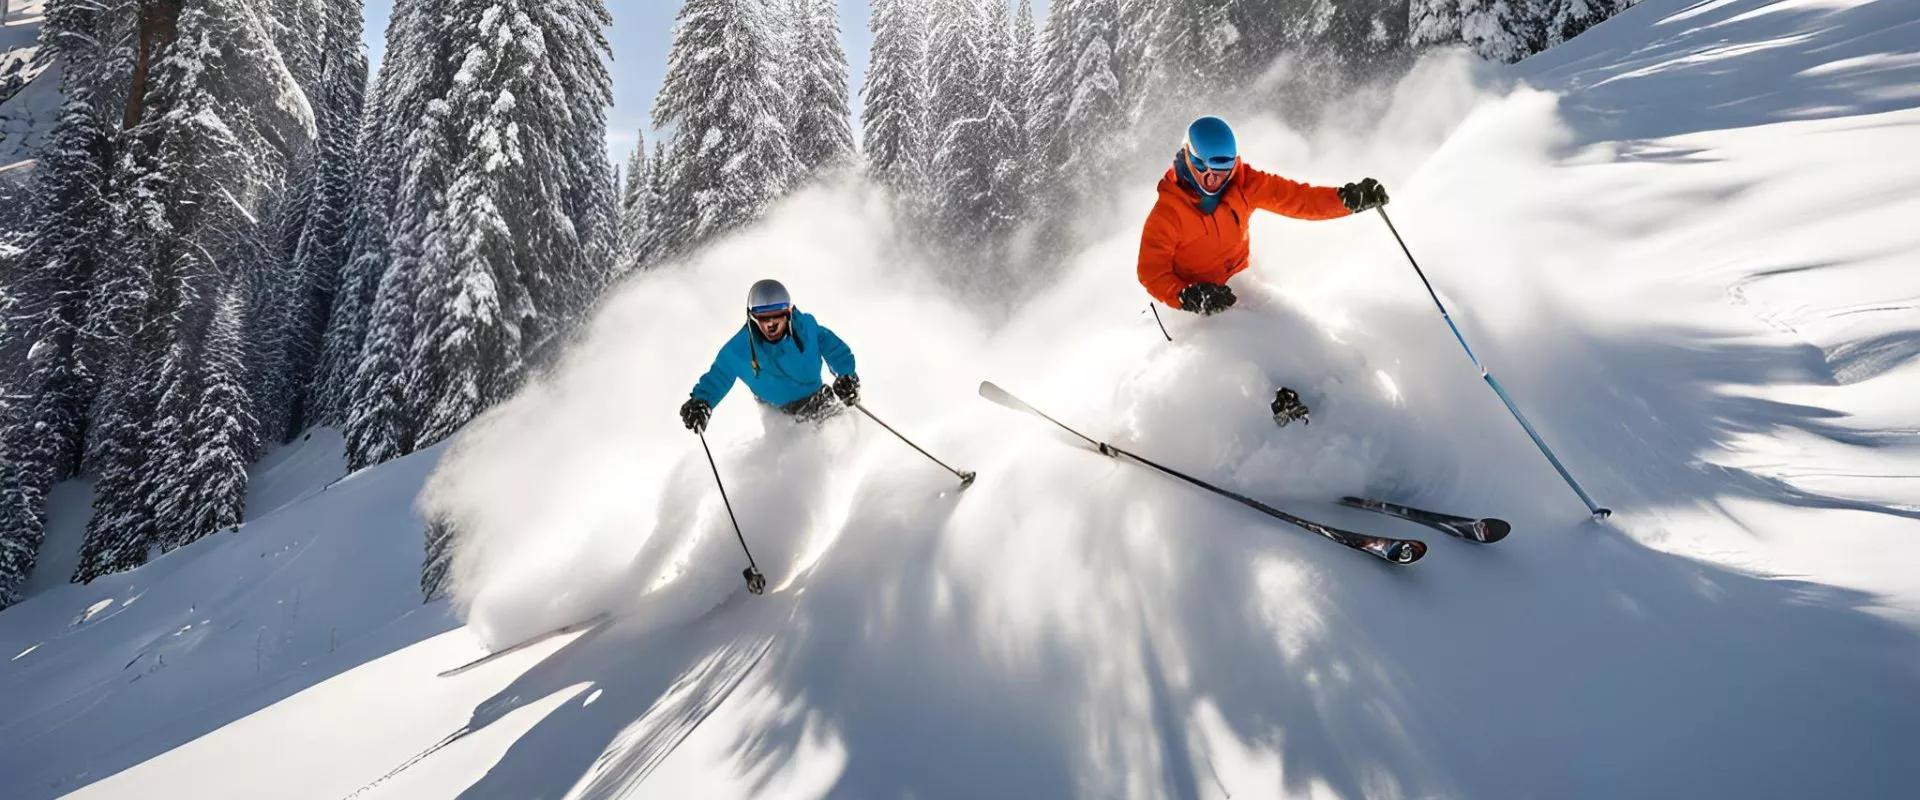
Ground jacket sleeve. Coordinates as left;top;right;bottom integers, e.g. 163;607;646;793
1137;201;1186;306
690;331;741;406
1241;166;1351;221
815;320;857;377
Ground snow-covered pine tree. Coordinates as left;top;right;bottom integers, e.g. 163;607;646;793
165;289;259;549
71;348;164;582
1545;0;1627;47
925;0;992;247
1035;0;1125;198
1012;0;1037;130
861;0;930;207
139;341;197;551
402;0;616;449
2;0;128;496
528;0;618;324
982;0;1027;241
419;517;457;600
642;137;673;264
410;3;524;448
1410;0;1463;47
344;86;454;468
787;0;857;183
338;0;465;465
342;243;422;469
653;0;793;256
311;2;418;427
277;0;367;436
0;391;49;608
618;136;652;274
1460;0;1545;63
73;0;316;580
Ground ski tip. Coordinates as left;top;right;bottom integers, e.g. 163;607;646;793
1477;518;1512;544
1391;540;1427;565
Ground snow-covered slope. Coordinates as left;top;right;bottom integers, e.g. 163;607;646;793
5;1;1920;797
0;0;54;171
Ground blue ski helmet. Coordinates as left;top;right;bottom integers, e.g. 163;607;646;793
747;278;792;315
1183;116;1238;196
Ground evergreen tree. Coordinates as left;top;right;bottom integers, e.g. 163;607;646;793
861;0;930;208
312;10;414;427
529;0;619;322
342;251;421;469
1461;0;1544;62
642;137;673;264
618;136;653;274
1012;0;1037;133
0;1;129;595
17;0;135;480
420;517;455;600
165;290;258;549
787;0;857;183
345;88;452;468
653;0;792;255
279;0;368;436
1034;0;1125;197
1410;0;1462;47
925;0;992;245
982;0;1027;236
403;0;617;449
71;348;163;582
139;341;197;551
1546;0;1624;46
0;391;49;608
338;0;457;464
73;0;315;579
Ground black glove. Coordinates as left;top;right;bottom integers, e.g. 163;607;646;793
1338;178;1388;213
1177;282;1237;315
832;373;860;405
679;397;711;433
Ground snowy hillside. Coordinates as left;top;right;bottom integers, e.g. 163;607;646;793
0;0;53;170
4;0;1920;797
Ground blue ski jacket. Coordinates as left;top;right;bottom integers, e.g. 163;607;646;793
690;310;857;409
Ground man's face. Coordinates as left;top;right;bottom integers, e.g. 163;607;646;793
753;309;790;341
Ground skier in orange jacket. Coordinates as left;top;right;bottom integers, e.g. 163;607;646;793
1136;115;1389;424
1138;116;1388;311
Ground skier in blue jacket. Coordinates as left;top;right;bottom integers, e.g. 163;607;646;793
679;279;860;433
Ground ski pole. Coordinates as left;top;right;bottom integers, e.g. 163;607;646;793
1374;206;1612;520
851;402;977;488
697;431;768;594
1149;303;1173;341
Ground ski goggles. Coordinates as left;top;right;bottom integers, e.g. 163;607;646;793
749;302;791;321
1184;147;1237;194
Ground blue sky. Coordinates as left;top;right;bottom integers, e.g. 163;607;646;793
361;2;1049;161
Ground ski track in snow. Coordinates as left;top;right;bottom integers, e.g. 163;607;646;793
5;0;1920;798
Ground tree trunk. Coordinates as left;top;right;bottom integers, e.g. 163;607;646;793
123;0;183;130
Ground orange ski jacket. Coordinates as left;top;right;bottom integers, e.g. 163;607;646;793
1136;162;1351;306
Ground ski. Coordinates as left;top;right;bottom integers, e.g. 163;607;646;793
1339;496;1511;544
979;382;1426;565
437;612;612;678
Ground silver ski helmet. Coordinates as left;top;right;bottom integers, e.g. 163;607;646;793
747;279;792;316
